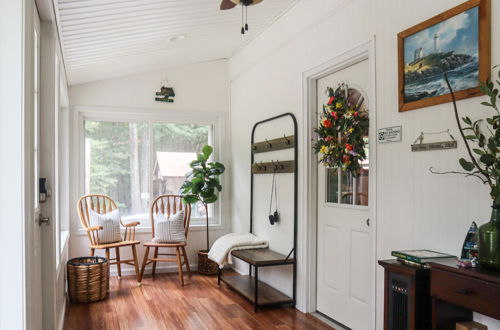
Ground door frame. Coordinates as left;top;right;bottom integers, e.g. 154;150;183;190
299;39;377;327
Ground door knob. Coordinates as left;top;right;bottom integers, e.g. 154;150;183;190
39;216;50;226
366;218;370;227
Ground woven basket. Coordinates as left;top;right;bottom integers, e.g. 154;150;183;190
67;256;109;303
198;250;218;275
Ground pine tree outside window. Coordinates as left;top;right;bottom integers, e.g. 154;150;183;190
83;119;219;227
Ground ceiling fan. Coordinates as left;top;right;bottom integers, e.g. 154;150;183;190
220;0;264;34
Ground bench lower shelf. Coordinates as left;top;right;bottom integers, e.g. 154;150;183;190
219;274;293;307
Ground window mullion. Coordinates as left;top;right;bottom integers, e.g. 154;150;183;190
148;121;154;227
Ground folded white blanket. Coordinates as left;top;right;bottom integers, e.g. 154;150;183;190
208;233;268;267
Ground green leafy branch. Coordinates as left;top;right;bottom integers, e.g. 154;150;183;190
444;67;500;206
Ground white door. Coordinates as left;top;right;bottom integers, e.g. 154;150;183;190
316;59;373;330
28;7;44;329
39;20;61;330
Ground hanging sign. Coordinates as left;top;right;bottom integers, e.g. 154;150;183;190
378;126;402;143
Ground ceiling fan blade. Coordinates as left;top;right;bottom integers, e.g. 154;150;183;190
220;0;238;10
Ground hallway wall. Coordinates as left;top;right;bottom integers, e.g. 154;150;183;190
228;0;500;328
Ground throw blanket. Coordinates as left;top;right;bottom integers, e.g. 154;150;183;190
208;233;268;267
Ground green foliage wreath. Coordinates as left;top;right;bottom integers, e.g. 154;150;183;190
313;83;369;176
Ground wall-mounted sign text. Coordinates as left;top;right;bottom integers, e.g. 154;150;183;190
378;126;402;143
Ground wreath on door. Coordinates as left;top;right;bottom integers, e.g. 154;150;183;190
313;83;369;176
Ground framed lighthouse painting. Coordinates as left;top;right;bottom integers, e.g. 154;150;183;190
398;0;490;112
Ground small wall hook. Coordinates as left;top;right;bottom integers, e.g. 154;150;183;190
266;139;272;148
283;135;290;145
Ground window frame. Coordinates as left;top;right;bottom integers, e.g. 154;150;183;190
73;106;226;234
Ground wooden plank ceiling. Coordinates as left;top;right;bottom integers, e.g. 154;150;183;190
54;0;296;85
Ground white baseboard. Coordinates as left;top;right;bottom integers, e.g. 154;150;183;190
109;263;198;277
231;264;247;275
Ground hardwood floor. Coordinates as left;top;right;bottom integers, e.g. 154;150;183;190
64;272;334;330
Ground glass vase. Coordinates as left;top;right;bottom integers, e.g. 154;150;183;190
478;207;500;270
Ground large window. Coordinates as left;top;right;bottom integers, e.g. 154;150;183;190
83;119;217;226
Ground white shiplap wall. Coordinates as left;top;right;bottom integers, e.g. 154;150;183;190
229;0;500;328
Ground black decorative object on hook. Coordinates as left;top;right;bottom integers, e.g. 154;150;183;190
155;80;175;103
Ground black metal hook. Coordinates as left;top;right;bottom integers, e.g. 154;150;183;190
266;139;272;148
283;135;290;145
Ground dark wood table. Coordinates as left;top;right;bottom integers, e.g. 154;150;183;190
429;259;500;330
218;248;294;312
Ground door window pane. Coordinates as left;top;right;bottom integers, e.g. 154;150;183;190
340;170;354;205
326;168;339;203
355;137;369;206
153;123;212;220
84;121;150;222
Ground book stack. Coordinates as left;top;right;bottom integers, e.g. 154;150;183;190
391;249;456;268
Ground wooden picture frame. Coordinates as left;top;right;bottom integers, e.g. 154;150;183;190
398;0;490;112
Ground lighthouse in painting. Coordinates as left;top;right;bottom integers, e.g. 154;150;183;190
433;33;439;53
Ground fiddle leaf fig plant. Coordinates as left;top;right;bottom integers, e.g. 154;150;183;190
443;66;500;207
180;145;225;251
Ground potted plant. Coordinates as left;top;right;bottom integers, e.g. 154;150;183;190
443;67;500;269
180;145;225;275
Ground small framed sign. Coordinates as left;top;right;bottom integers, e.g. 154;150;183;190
378;126;402;143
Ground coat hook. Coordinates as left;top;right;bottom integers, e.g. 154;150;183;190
252;145;257;151
266;139;272;148
261;161;266;170
272;160;279;171
277;160;284;170
283;135;290;145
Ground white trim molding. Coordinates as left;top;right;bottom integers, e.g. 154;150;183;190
300;39;378;328
70;105;229;236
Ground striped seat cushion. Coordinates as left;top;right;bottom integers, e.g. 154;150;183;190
89;209;122;244
153;210;186;243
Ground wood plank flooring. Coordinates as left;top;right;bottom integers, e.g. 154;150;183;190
64;272;334;330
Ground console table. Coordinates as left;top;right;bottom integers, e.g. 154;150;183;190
429;259;500;330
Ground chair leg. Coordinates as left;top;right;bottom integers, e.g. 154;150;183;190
131;245;140;285
139;246;150;284
181;246;191;278
90;248;95;256
152;247;159;277
115;247;122;279
175;247;184;286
